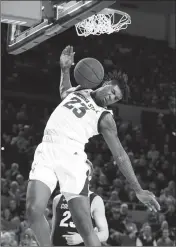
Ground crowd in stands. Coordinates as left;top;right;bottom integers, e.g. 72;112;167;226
2;24;176;110
1;21;176;246
1;99;176;246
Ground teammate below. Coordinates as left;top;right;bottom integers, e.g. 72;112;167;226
26;46;160;247
51;163;108;246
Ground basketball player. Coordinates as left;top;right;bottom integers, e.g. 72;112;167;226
26;46;160;247
51;160;108;246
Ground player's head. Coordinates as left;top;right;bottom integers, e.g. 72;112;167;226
92;73;130;107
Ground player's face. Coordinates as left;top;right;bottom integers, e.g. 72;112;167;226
94;83;122;107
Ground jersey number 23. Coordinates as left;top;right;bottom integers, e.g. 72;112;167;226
60;211;76;228
63;97;88;118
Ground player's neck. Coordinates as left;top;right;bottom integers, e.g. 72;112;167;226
90;91;103;107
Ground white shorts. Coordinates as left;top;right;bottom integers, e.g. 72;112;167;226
29;142;89;195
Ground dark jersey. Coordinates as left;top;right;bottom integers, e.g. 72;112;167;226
138;235;155;246
51;193;97;246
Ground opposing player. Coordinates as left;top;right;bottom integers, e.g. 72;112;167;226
51;160;108;246
26;46;160;247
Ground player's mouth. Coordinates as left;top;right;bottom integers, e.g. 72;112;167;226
104;98;108;104
104;96;111;103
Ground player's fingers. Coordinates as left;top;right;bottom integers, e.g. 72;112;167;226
63;235;69;238
71;51;75;65
75;85;82;90
150;198;160;211
67;232;75;235
67;239;73;245
63;46;68;53
146;200;159;213
144;202;152;212
68;45;73;56
63;45;70;55
150;204;157;213
70;46;73;54
67;242;74;245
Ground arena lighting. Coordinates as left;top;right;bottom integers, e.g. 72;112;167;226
172;131;176;136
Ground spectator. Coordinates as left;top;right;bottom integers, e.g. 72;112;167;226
165;204;176;228
1;208;12;231
108;207;126;237
136;224;157;246
19;228;38;247
167;180;176;197
11;130;29;153
147;144;159;162
157;229;174;246
5;163;20;181
120;222;138;246
16;104;28;123
120;203;129;220
1;231;18;247
127;190;138;208
16;174;27;193
108;191;121;207
9;199;20;218
8;181;20;201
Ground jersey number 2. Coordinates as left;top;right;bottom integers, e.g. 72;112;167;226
60;211;76;228
63;97;88;118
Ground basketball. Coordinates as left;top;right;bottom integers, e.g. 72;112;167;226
74;58;104;89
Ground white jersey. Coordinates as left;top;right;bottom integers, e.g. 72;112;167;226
42;89;112;151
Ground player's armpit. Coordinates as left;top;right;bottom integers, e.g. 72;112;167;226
91;196;109;242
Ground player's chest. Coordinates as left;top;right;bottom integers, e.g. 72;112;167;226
62;94;101;119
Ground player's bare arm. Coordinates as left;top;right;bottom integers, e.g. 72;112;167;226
59;45;75;100
59;46;81;100
51;195;62;238
91;195;109;242
63;195;109;245
99;113;160;212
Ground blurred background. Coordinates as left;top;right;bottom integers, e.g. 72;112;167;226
1;1;176;246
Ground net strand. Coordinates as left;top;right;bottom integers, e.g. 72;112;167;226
75;12;131;37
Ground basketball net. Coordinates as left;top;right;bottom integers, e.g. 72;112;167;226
75;9;131;37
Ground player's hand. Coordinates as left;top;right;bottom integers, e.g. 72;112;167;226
66;85;82;94
63;232;83;245
136;190;160;212
60;45;75;70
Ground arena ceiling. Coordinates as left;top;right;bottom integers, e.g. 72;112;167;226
112;0;175;14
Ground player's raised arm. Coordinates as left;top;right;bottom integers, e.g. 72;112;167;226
59;46;75;100
99;113;160;213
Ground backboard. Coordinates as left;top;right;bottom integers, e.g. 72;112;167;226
1;0;115;55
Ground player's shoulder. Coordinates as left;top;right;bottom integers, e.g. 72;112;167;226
90;192;104;208
98;111;116;132
53;194;63;205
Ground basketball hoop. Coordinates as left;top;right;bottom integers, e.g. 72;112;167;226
75;8;131;37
